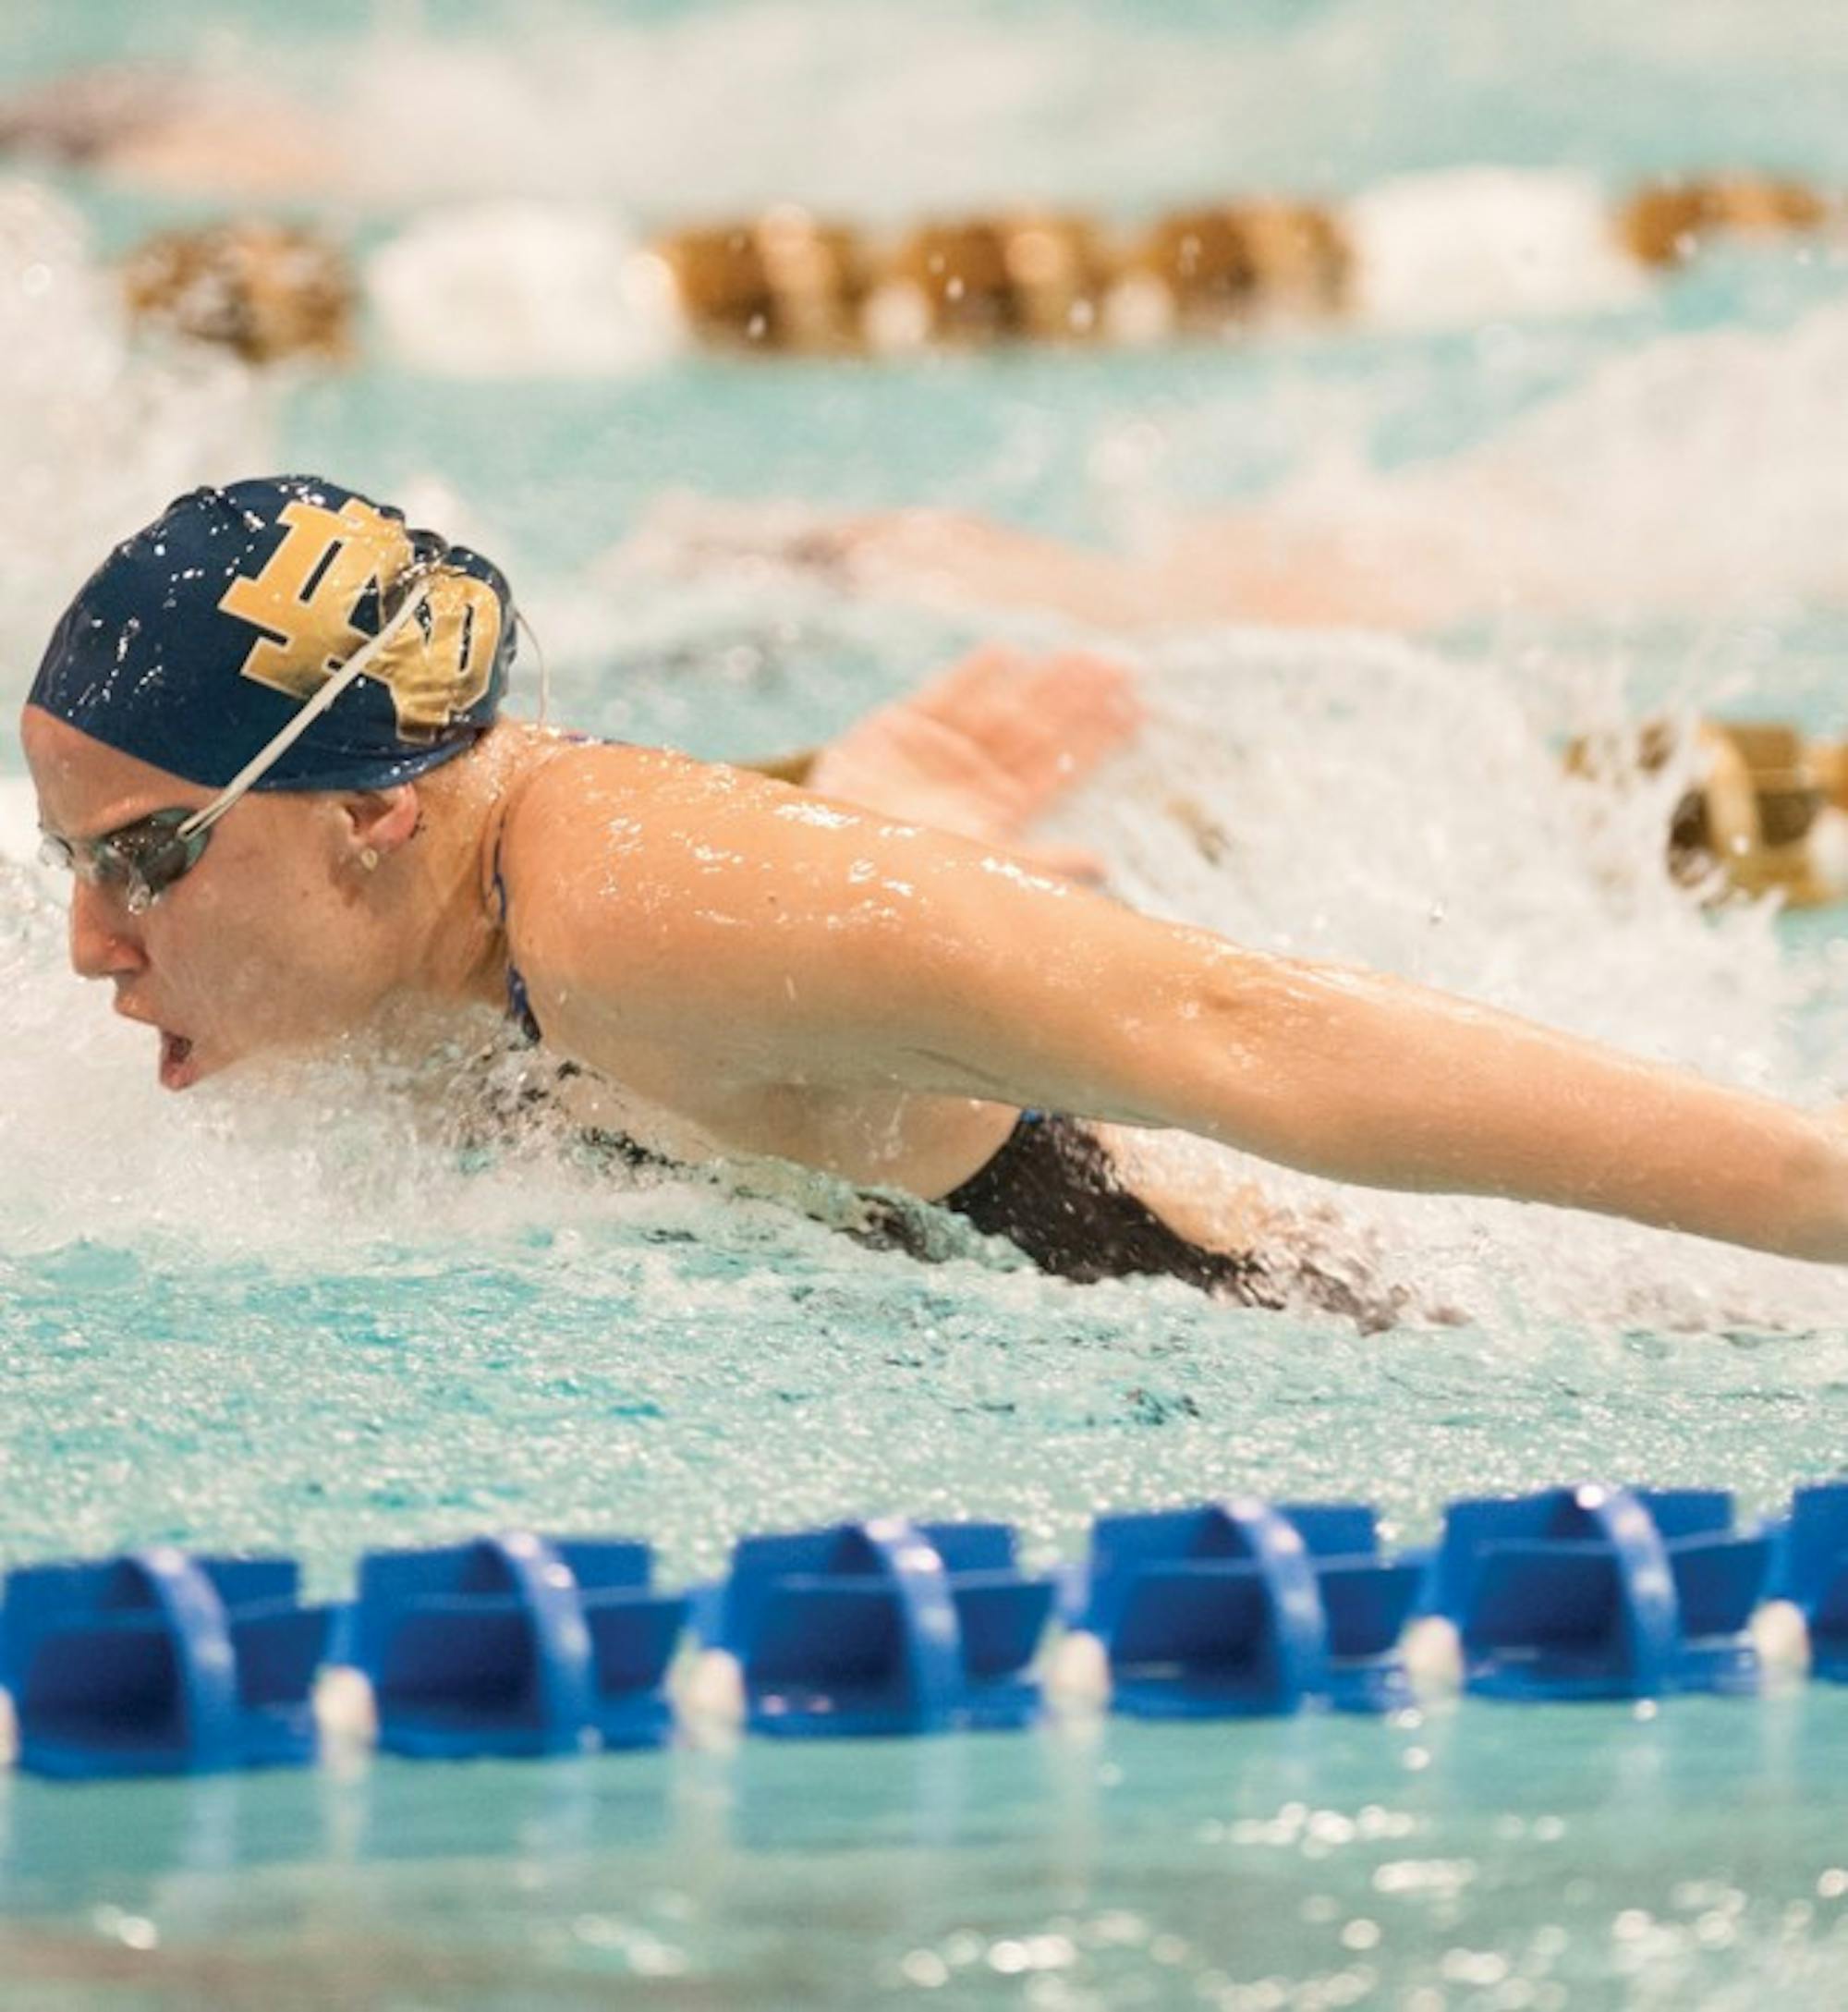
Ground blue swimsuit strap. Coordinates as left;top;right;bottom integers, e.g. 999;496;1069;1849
489;734;601;1043
492;850;542;1043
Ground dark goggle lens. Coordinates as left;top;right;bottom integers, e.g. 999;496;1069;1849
39;808;211;911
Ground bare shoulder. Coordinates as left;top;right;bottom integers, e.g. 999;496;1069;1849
507;736;723;830
491;736;1101;1049
500;739;805;903
491;742;872;1028
500;740;749;921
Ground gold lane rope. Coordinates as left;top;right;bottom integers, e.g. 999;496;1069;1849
115;171;1842;363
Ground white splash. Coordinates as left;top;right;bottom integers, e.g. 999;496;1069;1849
1037;628;1848;1333
1255;300;1848;625
0;178;273;693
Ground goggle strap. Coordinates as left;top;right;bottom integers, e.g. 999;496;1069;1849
177;586;432;841
517;607;550;729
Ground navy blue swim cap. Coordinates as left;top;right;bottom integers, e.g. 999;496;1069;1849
28;474;517;791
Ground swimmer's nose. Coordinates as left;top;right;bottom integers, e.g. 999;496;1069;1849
67;877;148;982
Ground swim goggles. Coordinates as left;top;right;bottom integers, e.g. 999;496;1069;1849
38;807;214;916
36;579;432;916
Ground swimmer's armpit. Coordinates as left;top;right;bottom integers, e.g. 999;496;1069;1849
742;748;820;787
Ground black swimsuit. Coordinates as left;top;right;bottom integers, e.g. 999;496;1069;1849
933;1111;1280;1302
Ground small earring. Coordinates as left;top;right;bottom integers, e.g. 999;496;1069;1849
359;846;380;872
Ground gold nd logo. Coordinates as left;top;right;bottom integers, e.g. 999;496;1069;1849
217;495;503;741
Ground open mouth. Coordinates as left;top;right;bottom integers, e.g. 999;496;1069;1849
158;1030;198;1091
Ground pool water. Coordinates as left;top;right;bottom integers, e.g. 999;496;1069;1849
3;1;1848;2004
7;1699;1848;2006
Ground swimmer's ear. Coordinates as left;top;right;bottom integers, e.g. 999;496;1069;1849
337;785;419;864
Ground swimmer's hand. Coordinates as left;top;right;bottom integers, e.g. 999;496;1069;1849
805;644;1142;883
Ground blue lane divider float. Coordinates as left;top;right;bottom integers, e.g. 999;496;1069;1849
1767;1482;1848;1681
687;1518;1054;1737
0;1483;1840;1780
0;1549;334;1779
1417;1485;1770;1701
1057;1499;1418;1718
345;1533;687;1759
1287;1502;1427;1712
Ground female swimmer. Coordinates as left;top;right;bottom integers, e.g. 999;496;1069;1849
21;477;1848;1305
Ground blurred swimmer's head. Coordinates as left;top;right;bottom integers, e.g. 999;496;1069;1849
22;474;522;1089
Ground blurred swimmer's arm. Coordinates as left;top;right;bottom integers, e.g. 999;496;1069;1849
821;509;1453;628
797;645;1140;879
506;748;1848;1262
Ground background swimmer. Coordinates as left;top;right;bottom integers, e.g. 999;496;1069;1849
624;286;1848;636
21;476;1848;1313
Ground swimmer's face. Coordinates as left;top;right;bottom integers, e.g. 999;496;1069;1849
22;706;407;1091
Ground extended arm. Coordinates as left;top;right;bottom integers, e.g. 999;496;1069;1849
507;749;1848;1264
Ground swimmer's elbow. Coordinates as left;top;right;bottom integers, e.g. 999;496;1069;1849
1151;950;1425;1180
1133;949;1325;1149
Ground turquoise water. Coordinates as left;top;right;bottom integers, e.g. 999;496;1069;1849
5;1;1848;2004
7;1700;1848;2006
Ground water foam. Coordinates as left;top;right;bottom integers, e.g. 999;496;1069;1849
0;179;273;693
1040;628;1848;1333
1233;300;1848;626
